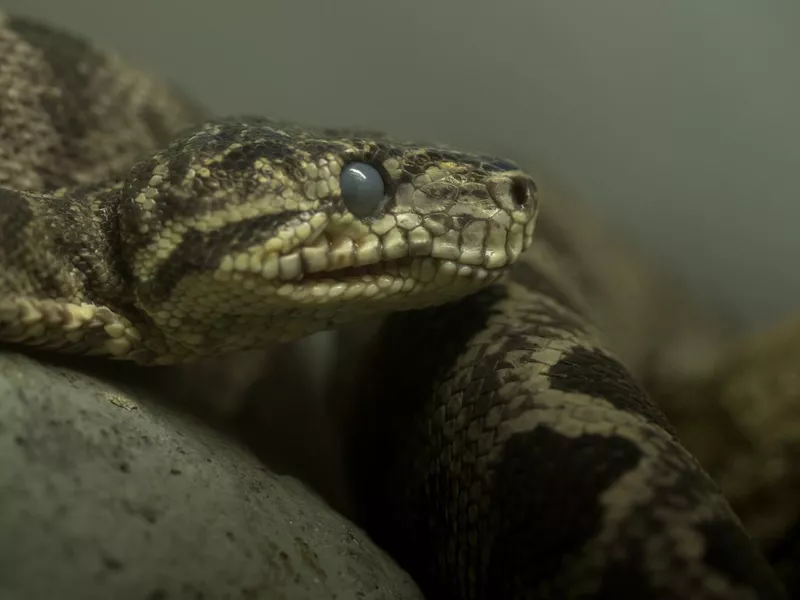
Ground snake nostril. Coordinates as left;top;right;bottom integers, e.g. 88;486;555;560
510;175;535;207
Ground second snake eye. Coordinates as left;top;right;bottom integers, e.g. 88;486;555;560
340;162;386;218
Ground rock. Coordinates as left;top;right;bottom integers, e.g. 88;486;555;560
0;350;421;600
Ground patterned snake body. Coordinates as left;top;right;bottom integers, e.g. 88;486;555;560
0;12;795;600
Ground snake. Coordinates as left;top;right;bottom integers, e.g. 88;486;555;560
0;11;796;600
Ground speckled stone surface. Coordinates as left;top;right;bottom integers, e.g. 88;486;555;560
0;350;421;600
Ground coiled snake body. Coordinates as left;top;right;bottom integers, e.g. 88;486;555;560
0;13;796;599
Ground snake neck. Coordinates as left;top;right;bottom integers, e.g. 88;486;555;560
0;183;133;310
0;183;168;362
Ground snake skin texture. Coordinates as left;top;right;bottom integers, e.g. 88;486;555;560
0;11;794;600
0;13;536;366
346;280;784;599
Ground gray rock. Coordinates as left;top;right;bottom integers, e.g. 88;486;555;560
0;350;421;600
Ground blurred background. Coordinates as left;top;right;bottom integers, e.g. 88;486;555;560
6;0;798;329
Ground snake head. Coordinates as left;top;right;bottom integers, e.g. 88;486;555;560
119;117;538;359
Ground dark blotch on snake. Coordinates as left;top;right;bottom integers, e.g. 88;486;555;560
487;428;642;597
144;210;310;300
548;345;677;436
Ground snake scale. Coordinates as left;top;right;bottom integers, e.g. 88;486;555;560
0;12;797;600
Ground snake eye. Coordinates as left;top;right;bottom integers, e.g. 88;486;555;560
341;162;386;218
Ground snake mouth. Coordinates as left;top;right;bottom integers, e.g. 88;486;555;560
303;256;494;283
225;226;506;286
214;218;514;302
244;253;503;303
216;246;502;294
213;209;523;296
